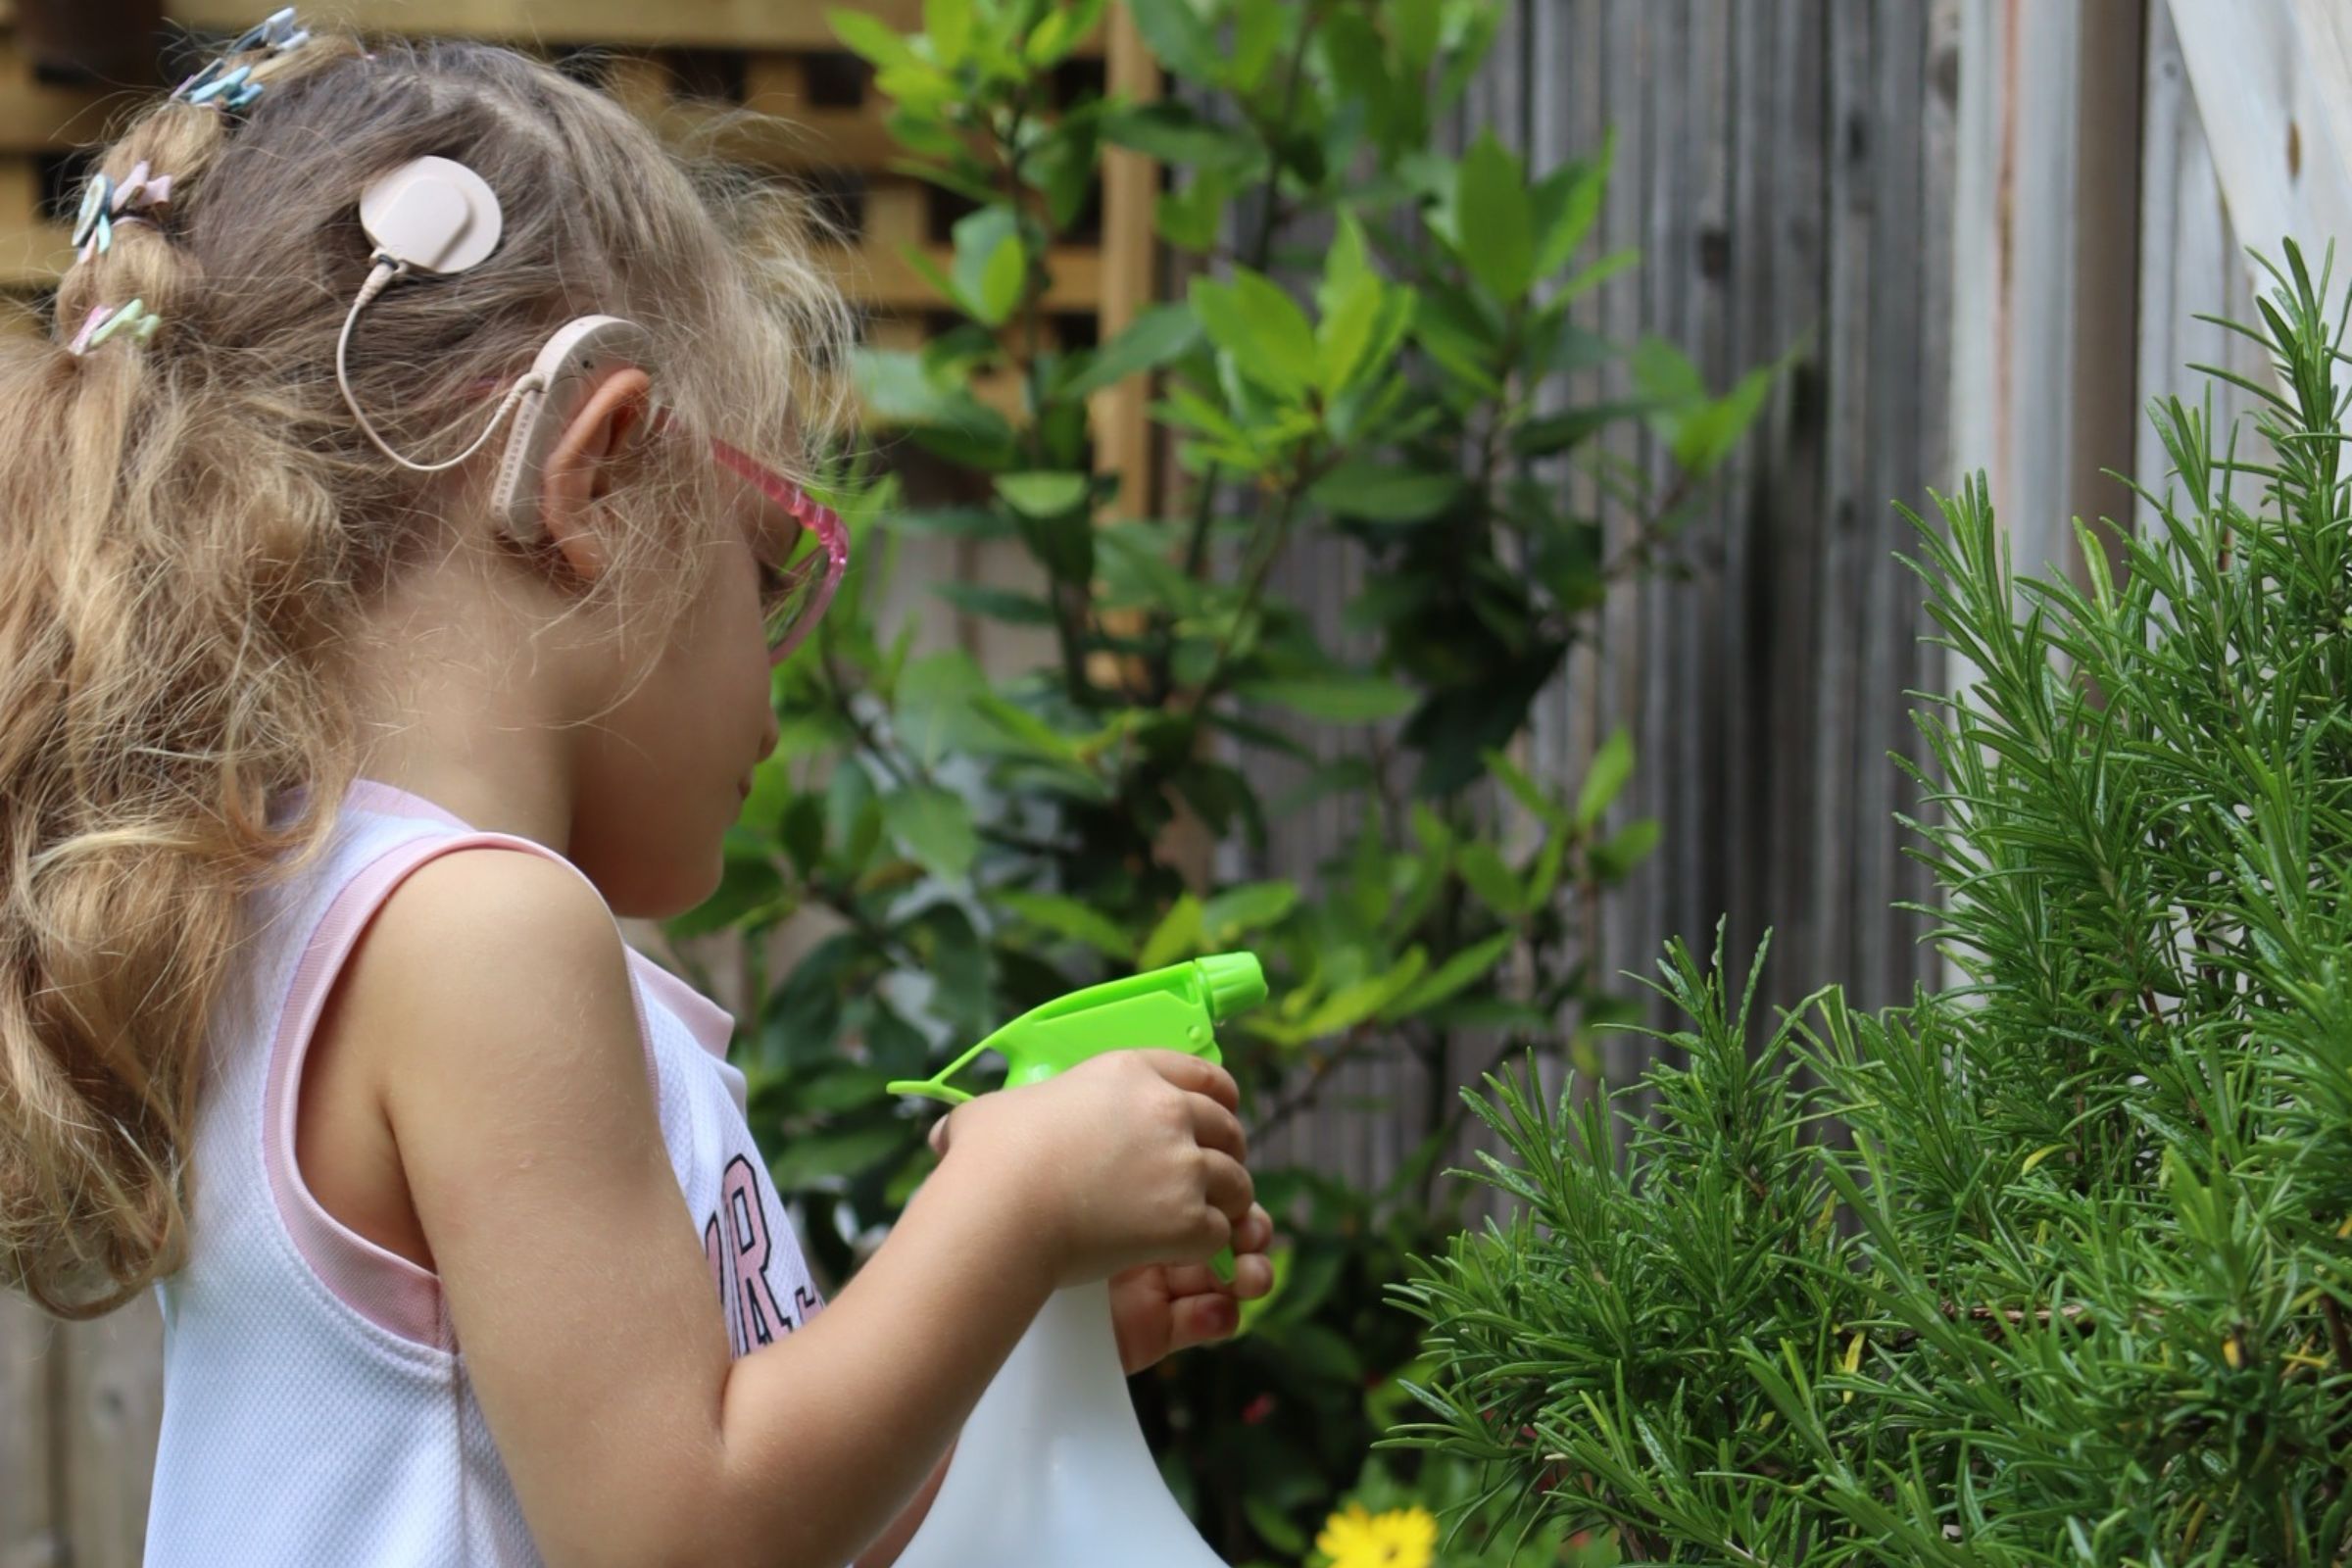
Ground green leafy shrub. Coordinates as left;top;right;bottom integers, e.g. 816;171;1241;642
1388;244;2352;1564
667;0;1774;1556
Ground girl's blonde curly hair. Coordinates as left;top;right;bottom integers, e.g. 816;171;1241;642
0;22;854;1318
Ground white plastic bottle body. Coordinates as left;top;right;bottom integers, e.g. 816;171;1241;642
887;1279;1229;1567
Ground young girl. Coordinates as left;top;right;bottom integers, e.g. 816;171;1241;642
0;16;1273;1566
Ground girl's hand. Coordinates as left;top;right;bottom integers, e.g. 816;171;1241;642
1109;1203;1278;1375
926;1050;1254;1291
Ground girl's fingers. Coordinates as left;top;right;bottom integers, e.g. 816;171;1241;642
1169;1291;1241;1347
1159;1248;1276;1301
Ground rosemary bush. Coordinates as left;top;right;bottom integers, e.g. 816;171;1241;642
1390;244;2352;1566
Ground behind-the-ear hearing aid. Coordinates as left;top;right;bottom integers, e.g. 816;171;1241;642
339;154;651;544
485;313;654;542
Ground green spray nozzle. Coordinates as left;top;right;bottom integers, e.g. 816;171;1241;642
889;953;1267;1284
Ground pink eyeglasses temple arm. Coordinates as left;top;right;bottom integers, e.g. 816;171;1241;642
451;385;851;664
703;430;852;664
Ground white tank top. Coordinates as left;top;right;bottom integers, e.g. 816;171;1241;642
144;778;829;1566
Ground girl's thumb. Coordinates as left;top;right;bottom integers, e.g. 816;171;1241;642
928;1113;951;1156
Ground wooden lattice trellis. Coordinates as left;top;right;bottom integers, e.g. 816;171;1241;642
0;0;1164;508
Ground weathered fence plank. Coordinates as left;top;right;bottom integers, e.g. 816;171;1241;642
56;1300;162;1568
2136;1;2283;493
0;1294;59;1568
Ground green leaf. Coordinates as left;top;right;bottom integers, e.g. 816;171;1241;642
1386;930;1516;1019
1227;0;1284;90
1060;303;1202;401
1124;0;1218;79
1631;333;1706;406
1242;1496;1306;1558
1237;676;1418;722
1291;952;1428;1039
769;1124;912;1191
1138;893;1204;969
952;207;1024;327
1023;0;1105;66
1316;210;1375;318
1591;815;1662;879
777;789;824;875
1455;842;1523;918
1270;756;1377;816
851;349;1013;457
894;650;990;767
922;0;972;67
965;694;1086;764
1480;747;1569;829
1309;461;1467;524
930;581;1056;625
1200;879;1299;941
1100;101;1259;170
1671;362;1779;477
829;8;918;69
1316;271;1383;398
1456;131;1535;303
826;757;880;864
1511;399;1655;458
998;891;1135;959
995;470;1091;517
881;784;978;878
669;843;785;938
792;1063;898;1114
1154;168;1234;250
1576;726;1636;828
1395;0;1442;72
1530;133;1612;279
1189;270;1315;402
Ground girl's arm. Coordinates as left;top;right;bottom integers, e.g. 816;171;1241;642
344;848;1061;1568
854;1442;953;1568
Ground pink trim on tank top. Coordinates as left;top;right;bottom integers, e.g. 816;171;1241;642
258;777;732;1348
342;777;471;829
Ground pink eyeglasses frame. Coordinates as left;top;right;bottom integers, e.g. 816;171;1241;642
645;404;851;667
457;375;851;666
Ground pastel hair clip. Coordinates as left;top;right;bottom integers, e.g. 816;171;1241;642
113;161;174;215
175;63;264;110
222;6;310;55
73;173;114;262
69;299;161;356
170;6;308;107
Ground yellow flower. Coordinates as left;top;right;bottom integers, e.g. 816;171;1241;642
1315;1501;1440;1568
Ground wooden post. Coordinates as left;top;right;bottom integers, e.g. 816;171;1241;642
2160;0;2352;394
1949;0;2147;591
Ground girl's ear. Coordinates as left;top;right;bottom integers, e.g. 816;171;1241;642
535;367;654;584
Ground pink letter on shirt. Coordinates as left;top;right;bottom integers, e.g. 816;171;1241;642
720;1156;787;1348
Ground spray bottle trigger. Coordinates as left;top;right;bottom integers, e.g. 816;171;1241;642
888;1035;995;1106
886;1076;973;1107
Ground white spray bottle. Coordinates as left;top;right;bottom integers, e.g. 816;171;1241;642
881;954;1268;1568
